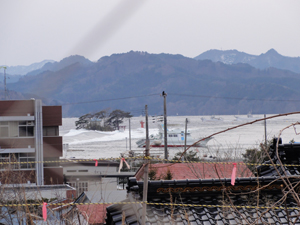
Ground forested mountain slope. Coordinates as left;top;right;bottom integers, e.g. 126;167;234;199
8;51;300;117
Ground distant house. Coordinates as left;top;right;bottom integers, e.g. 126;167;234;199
106;138;300;224
63;159;134;197
62;159;133;224
63;186;127;224
1;183;75;201
0;184;75;224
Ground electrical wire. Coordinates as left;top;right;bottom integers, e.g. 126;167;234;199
55;93;159;106
168;93;300;102
43;92;300;110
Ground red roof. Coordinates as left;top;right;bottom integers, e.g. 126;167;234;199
135;162;253;180
77;204;110;225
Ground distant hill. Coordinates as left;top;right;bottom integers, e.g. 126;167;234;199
1;60;55;75
0;73;22;83
0;60;56;84
6;51;300;117
0;56;92;83
194;49;300;74
26;55;93;76
0;89;56;104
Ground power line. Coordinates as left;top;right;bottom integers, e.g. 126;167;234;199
44;92;300;109
0;201;297;210
57;93;159;106
0;156;299;168
168;93;300;102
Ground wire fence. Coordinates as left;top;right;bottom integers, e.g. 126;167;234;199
0;156;299;167
0;201;299;211
1;112;300;222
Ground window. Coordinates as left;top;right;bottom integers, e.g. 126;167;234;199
68;182;76;188
0;153;9;163
67;170;77;172
0;154;10;170
78;170;88;172
19;121;34;137
19;153;35;169
0;121;35;138
78;181;88;193
0;153;23;170
67;181;88;196
43;127;58;136
0;153;36;170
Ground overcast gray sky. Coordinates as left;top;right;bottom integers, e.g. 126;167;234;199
1;0;299;66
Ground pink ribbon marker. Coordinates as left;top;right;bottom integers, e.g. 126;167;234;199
123;158;130;170
42;202;47;221
118;158;131;173
118;158;124;173
94;159;98;167
231;163;237;186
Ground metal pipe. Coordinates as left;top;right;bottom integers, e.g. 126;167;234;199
162;91;168;160
142;105;149;224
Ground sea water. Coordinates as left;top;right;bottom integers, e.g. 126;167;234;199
60;114;300;160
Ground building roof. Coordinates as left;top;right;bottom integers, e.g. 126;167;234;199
135;162;253;181
76;190;127;204
257;138;300;177
77;204;110;225
1;183;75;191
106;138;300;225
72;190;127;224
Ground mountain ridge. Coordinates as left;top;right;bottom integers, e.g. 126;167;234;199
194;49;300;74
7;51;300;117
1;60;55;76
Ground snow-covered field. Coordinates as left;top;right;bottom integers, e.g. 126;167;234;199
60;114;300;160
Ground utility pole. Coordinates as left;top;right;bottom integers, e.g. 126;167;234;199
162;91;168;161
129;118;131;151
142;105;150;224
264;114;267;147
184;118;188;161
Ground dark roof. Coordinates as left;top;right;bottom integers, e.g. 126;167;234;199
257;138;300;177
106;138;300;225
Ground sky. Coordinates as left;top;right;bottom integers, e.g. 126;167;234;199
1;0;300;66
